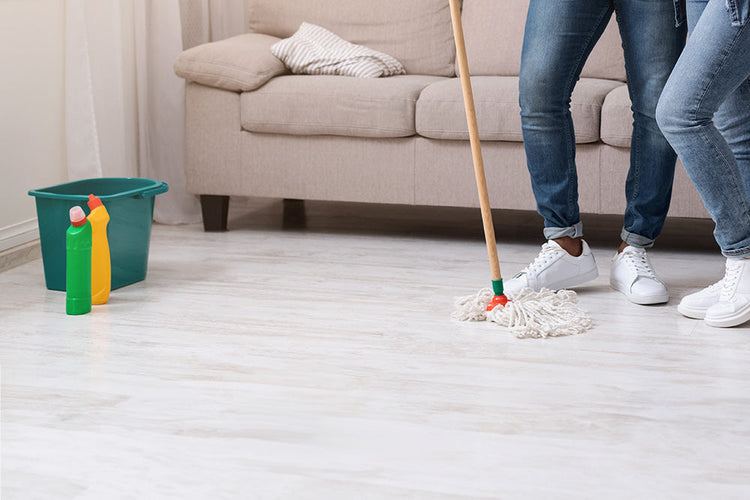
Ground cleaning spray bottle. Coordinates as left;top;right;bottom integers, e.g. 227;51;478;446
87;194;111;305
66;206;92;315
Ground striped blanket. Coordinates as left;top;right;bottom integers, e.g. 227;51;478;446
270;23;406;78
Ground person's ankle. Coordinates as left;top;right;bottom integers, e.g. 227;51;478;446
554;236;583;257
618;241;629;254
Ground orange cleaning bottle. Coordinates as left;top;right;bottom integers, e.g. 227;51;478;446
87;194;111;305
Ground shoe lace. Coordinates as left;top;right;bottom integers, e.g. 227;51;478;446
621;249;658;280
720;260;743;300
517;242;561;277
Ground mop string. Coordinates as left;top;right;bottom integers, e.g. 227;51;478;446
453;287;593;338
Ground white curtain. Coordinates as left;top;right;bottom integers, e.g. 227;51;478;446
179;0;246;50
64;0;245;224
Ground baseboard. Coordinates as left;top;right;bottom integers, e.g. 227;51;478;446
0;219;41;273
0;218;38;253
0;239;41;273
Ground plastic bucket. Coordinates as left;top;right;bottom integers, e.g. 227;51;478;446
28;177;168;291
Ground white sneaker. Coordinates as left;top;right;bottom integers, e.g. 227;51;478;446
677;280;723;319
704;258;750;328
504;240;598;297
610;246;668;305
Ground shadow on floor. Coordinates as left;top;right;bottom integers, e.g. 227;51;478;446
224;197;719;254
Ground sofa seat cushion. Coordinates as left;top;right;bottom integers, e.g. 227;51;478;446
241;74;445;138
415;77;623;143
600;84;632;148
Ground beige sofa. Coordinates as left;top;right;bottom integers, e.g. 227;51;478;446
174;0;708;231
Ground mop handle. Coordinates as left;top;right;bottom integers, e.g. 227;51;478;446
448;0;502;282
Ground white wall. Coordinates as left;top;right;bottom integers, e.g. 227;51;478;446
0;0;67;251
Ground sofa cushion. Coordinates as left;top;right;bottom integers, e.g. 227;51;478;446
415;77;623;143
174;34;287;92
600;84;632;148
459;0;626;81
241;75;445;138
245;0;455;76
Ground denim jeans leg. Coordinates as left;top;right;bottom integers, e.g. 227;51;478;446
656;0;750;257
614;0;686;248
687;0;750;198
519;0;612;240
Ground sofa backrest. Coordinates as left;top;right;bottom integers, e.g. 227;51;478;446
460;0;627;81
245;0;456;77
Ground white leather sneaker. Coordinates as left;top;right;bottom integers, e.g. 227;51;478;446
610;246;668;305
677;280;723;319
503;240;598;297
704;257;750;328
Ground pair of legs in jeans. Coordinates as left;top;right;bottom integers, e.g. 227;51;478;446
508;0;686;303
656;0;750;326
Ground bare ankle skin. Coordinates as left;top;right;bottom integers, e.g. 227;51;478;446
554;236;583;257
618;241;629;253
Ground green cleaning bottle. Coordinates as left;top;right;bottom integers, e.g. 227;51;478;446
66;206;92;315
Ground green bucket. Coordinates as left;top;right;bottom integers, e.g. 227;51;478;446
28;177;168;291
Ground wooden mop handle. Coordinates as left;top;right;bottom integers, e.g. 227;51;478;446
448;0;502;282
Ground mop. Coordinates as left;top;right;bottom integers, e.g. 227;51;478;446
447;0;592;338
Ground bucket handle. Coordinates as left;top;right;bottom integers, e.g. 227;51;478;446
136;181;169;198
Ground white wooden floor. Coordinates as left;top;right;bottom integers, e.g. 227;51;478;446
2;199;750;499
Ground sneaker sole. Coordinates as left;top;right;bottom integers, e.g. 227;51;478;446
677;302;708;320
704;305;750;328
546;267;599;291
610;279;668;305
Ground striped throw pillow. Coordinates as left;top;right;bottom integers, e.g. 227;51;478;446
271;23;406;78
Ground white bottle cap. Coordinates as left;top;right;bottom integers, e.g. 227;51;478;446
69;206;87;226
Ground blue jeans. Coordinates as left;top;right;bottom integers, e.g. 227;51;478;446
674;0;750;26
519;0;686;247
656;0;750;257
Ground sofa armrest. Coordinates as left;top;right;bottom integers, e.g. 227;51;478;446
174;33;288;92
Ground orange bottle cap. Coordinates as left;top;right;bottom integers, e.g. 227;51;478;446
88;194;103;210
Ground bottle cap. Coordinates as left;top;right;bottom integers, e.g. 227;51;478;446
69;206;87;227
88;194;103;210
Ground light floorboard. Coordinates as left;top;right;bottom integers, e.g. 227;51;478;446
1;199;748;499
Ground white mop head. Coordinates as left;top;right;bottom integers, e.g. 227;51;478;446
452;287;593;339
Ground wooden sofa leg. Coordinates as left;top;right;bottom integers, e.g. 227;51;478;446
283;198;306;228
200;195;229;232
